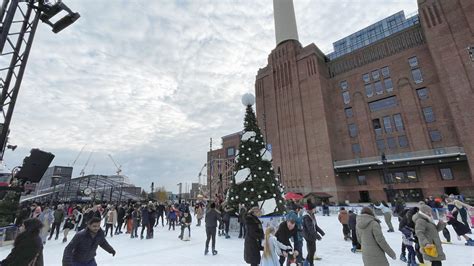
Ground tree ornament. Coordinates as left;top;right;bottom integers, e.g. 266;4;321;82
236;196;239;199
273;194;276;197
275;178;278;181
258;195;261;199
241;165;244;168
253;174;257;177
245;198;248;201
231;197;234;200
248;148;251;151
270;167;273;170
272;183;275;186
250;188;254;192
256;154;259;157
266;172;270;175
258;167;262;170
279;200;282;203
264;190;267;194
241;93;255;106
246;158;249;161
251;201;254;205
262;178;265;182
243;187;247;191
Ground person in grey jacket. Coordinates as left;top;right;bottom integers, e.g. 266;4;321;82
356;207;396;266
204;202;221;255
413;203;446;266
62;217;116;266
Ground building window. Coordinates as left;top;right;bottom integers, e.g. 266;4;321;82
227;147;235;157
411;68;423;84
340;80;348;90
408;56;418;68
371;70;380;80
383;116;393;134
348;123;358;138
369;96;398;112
399;135;409;147
387;137;397;149
423;107;435;123
374;81;383;95
417;88;429;100
372;119;382;136
384;78;393;92
342;91;350;104
376;139;385;151
406;171;418;181
429;130;442;142
440;168;454;180
357;175;367;185
362;73;370;84
352;143;361;154
365;84;374;98
381;66;390;77
393;114;404;132
345;107;353;118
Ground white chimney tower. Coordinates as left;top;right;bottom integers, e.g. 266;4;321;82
273;0;299;46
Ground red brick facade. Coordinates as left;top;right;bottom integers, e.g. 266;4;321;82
255;0;474;203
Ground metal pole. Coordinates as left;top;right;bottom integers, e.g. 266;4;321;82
209;138;212;202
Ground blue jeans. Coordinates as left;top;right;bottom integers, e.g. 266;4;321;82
72;259;97;266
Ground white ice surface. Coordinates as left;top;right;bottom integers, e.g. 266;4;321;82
1;215;472;265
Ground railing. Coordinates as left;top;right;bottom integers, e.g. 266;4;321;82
334;146;465;169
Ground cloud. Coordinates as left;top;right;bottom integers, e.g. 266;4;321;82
3;0;418;192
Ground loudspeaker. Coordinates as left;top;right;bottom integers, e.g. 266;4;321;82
16;149;55;183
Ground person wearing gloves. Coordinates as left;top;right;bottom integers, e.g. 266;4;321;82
356;207;396;266
261;226;293;266
413;203;446;266
302;200;325;266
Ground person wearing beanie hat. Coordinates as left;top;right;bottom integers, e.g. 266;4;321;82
302;200;324;266
413;203;446;265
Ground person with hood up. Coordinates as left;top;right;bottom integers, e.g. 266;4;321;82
302;200;325;266
356;207;396;266
244;206;264;266
413;203;446;266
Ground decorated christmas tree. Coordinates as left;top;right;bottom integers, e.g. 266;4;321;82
226;93;285;215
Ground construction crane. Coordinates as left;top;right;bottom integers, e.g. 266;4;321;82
0;0;80;160
108;154;122;176
70;144;86;168
79;151;93;177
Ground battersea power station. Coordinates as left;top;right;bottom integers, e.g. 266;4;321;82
255;0;474;203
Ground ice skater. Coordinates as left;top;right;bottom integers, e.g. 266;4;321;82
204;202;221;255
179;210;192;240
302;200;325;266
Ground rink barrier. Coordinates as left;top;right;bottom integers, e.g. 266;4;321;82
0;225;18;247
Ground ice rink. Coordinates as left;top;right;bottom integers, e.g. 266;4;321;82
1;215;473;265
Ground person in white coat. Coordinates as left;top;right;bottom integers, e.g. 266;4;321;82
261;226;292;266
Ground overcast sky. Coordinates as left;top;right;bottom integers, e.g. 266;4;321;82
3;0;418;193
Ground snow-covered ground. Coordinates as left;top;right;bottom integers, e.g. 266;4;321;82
1;215;473;265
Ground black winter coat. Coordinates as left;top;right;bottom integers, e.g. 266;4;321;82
244;214;264;264
1;234;43;266
275;221;297;249
62;229;115;266
117;207;125;223
448;210;471;236
348;213;357;230
302;213;325;242
205;209;221;228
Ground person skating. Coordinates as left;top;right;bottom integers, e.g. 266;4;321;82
140;204;150;239
275;215;298;266
204;202;221;256
1;218;44;266
195;204;204;227
238;204;247;238
62;217;116;266
105;206;117;238
413;203;446;266
168;205;177;231
348;210;361;253
446;210;474;246
115;205;125;235
156;202;165;227
131;205;140;238
148;203;156;239
261;226;292;266
356;207;396;266
62;214;76;243
179;210;192;240
222;206;232;239
338;207;351;241
38;205;52;244
321;202;329;216
302;201;324;266
374;201;395;232
398;208;419;266
49;204;65;241
244;206;264;266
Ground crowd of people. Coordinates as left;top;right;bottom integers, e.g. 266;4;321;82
0;193;472;266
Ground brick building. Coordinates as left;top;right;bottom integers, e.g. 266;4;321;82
206;131;241;199
255;0;474;202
